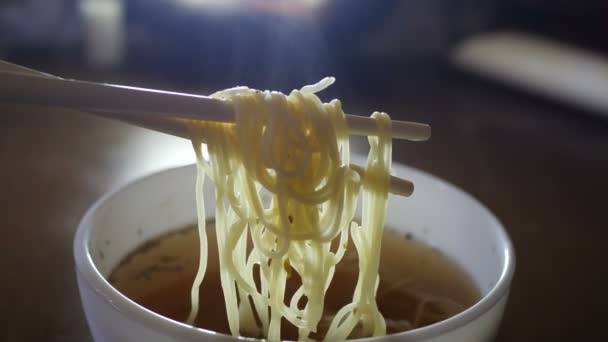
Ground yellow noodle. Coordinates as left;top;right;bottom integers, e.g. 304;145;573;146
187;78;393;341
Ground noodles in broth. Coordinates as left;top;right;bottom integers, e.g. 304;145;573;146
186;78;395;341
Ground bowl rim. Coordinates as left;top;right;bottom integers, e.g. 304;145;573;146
74;161;515;341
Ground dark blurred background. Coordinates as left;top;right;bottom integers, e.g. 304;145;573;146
2;1;608;341
2;0;607;88
3;0;608;118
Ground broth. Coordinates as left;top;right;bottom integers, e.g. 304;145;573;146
109;223;479;340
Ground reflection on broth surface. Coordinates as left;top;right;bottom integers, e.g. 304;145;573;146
110;223;479;340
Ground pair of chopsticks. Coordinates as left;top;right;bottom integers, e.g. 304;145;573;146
0;61;430;196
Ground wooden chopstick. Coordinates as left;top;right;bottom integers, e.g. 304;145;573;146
0;68;430;142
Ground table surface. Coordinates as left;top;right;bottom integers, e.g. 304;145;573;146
2;65;607;341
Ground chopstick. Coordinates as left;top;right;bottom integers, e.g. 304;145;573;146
0;69;431;142
0;61;420;196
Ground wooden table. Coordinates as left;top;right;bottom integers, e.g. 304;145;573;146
1;66;606;341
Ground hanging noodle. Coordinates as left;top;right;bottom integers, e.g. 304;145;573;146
186;77;393;341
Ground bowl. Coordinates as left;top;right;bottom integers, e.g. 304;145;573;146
74;160;515;341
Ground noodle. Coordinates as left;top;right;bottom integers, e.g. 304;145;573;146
186;78;394;341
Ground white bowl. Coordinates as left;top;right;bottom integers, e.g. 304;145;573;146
74;161;515;342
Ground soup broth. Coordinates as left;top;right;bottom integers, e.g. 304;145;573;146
109;223;479;340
